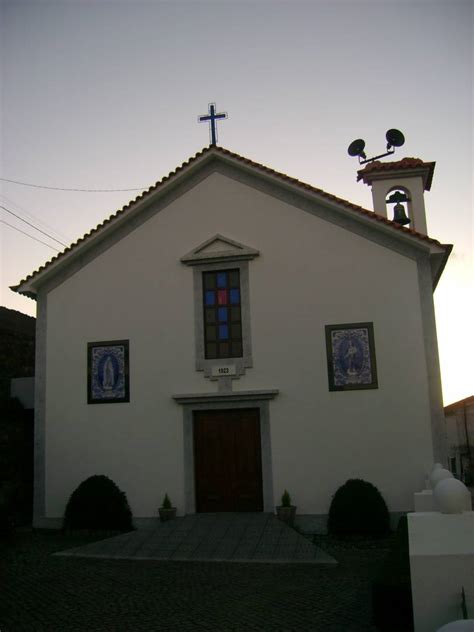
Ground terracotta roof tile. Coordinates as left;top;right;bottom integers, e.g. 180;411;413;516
444;395;474;412
357;157;435;190
13;146;448;294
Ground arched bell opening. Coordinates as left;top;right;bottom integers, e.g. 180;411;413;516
358;161;431;234
385;186;412;227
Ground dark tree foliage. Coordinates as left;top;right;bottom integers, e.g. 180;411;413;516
63;475;133;531
0;308;36;526
328;478;390;537
0;307;35;402
0;398;34;529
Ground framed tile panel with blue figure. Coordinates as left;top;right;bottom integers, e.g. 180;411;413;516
87;340;130;404
325;323;378;391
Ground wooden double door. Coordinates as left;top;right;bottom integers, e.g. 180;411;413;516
193;408;263;512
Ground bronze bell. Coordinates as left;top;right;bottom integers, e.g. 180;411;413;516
392;202;410;226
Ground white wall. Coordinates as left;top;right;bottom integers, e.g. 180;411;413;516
409;512;474;632
44;171;435;519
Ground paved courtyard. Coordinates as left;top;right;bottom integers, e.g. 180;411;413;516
1;524;390;631
54;513;336;564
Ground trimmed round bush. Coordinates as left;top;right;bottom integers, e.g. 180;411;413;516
328;478;390;536
63;475;133;531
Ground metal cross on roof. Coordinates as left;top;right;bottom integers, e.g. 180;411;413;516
198;102;227;146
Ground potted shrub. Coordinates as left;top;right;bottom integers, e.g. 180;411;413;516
276;489;296;526
158;493;177;522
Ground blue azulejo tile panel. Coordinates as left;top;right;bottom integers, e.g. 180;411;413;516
88;340;129;404
325;322;378;391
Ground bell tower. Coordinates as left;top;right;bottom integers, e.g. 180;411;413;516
357;158;436;235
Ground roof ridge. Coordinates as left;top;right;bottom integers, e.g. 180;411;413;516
213;146;443;244
12;145;448;294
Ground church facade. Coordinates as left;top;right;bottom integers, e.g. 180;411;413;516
14;147;451;530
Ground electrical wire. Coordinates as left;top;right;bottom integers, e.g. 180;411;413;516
0;205;68;247
0;176;147;193
0;193;73;243
0;220;60;251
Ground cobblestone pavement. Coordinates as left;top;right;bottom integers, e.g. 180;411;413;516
1;530;390;631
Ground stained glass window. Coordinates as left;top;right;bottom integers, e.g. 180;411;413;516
205;291;215;306
203;269;242;359
217;272;227;288
230;289;240;304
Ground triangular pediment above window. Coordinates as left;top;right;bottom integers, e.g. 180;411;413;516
180;234;260;266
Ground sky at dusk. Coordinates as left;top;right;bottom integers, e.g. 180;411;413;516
1;0;472;405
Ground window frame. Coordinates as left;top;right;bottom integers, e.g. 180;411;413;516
181;235;259;380
193;260;253;378
202;268;243;360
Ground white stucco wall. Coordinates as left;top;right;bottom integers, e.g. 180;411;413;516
43;171;436;520
408;512;474;632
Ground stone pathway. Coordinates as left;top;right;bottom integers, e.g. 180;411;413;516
55;512;336;564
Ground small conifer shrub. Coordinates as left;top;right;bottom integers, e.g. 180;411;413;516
281;490;292;507
63;475;133;531
327;478;390;536
161;493;172;509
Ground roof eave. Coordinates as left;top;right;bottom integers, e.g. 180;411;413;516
357;163;435;191
431;243;453;290
445;394;474;412
12;148;219;296
10;284;37;300
12;146;449;295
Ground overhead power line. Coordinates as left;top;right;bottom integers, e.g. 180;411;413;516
0;192;73;243
0;176;147;193
0;205;68;247
1;219;60;251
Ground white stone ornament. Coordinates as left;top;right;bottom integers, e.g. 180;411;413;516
434;478;471;514
430;467;454;489
425;463;443;489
